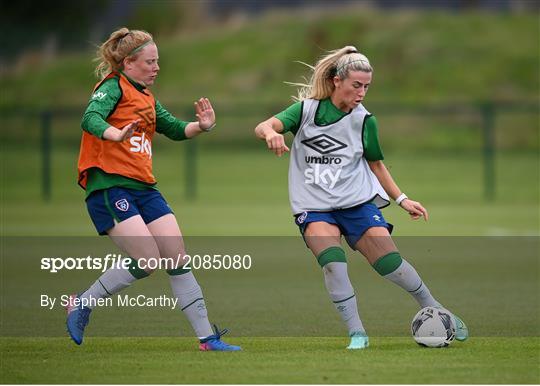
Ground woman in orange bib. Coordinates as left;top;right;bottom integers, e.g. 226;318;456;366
67;27;240;351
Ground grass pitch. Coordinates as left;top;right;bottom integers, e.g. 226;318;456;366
2;337;539;384
1;236;538;383
1;146;538;236
1;142;538;385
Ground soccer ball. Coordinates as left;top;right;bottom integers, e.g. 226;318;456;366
411;306;456;347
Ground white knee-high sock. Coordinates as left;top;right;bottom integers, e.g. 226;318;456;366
79;258;147;308
373;252;440;308
168;271;213;339
323;262;366;335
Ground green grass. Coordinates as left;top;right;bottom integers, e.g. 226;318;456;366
1;9;538;154
2;236;539;336
1;146;538;384
1;337;539;384
1;145;538;236
1;8;538;109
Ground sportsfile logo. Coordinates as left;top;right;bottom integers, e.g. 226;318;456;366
302;134;346;189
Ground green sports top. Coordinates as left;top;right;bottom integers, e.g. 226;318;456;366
81;72;190;197
274;98;384;161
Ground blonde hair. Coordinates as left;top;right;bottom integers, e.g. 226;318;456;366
290;46;373;101
94;27;154;80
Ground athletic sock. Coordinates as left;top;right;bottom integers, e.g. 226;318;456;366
167;268;213;339
318;247;366;335
79;257;148;308
373;252;440;308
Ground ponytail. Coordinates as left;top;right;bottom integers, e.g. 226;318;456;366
289;46;372;101
94;27;154;80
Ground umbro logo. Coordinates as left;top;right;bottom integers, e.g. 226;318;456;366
301;134;347;154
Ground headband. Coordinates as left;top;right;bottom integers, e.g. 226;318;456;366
127;40;154;57
336;58;370;73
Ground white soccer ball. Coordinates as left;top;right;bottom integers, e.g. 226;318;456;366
411;306;456;347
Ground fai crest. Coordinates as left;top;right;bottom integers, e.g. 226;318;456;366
115;198;129;212
297;212;308;224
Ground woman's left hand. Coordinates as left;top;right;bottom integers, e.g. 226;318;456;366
194;97;216;131
400;199;429;221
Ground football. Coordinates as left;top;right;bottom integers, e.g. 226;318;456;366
411;306;456;347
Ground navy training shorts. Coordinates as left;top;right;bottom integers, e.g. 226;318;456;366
86;187;173;235
294;202;393;249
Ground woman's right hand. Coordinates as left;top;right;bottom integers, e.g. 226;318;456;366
102;120;141;142
265;131;290;157
255;117;289;157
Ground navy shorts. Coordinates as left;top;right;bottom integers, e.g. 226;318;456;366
294;202;393;249
86;187;173;235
